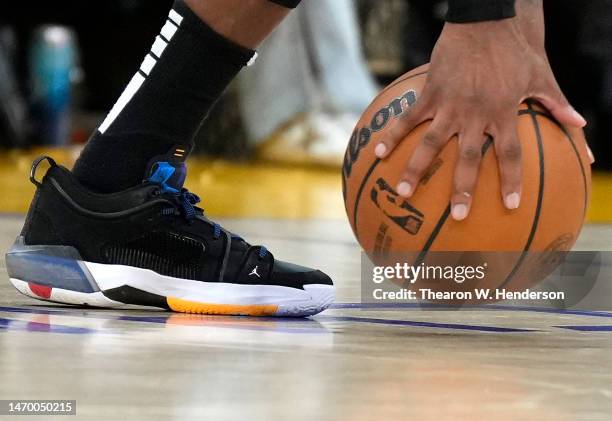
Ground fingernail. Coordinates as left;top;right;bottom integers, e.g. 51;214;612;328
505;192;521;210
587;146;595;164
571;109;587;127
375;143;387;158
452;204;468;221
397;181;412;197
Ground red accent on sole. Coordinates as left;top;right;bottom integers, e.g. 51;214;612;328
28;282;52;299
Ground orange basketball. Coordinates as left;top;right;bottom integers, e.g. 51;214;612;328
343;64;592;296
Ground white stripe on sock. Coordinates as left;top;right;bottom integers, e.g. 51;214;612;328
247;52;259;67
97;10;183;134
160;20;178;40
98;73;145;134
168;9;183;26
139;54;157;76
151;36;167;58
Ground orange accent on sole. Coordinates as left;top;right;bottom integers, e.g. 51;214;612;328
167;296;279;316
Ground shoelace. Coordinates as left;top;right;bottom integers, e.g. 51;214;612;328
179;188;200;220
163;188;268;258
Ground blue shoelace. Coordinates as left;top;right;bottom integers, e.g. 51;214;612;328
179;189;200;220
165;188;268;258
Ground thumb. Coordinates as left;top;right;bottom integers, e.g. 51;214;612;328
533;76;587;128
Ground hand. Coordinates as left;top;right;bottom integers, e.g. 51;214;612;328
375;15;587;221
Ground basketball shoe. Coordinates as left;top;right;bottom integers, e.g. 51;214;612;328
5;147;334;316
256;111;358;168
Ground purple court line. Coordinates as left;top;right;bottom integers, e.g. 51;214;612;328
329;302;612;318
0;317;97;334
554;325;612;332
315;315;535;332
2;305;609;333
0;306;72;315
0;305;531;333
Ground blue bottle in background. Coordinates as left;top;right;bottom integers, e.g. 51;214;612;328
29;25;78;146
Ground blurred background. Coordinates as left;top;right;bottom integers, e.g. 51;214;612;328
0;0;610;220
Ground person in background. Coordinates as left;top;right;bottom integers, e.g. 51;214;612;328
0;27;27;147
238;0;377;167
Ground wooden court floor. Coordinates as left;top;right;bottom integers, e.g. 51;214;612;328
1;213;612;420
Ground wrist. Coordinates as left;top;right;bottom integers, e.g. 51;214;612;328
438;17;531;66
516;0;545;52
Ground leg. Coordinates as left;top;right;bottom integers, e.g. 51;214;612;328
238;6;319;143
184;0;289;49
73;0;291;193
8;0;335;317
302;0;377;114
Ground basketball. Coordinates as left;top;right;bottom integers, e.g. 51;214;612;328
343;64;592;294
3;1;612;415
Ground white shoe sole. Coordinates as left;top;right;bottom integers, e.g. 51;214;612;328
8;260;335;317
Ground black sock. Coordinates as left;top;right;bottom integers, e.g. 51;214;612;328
73;0;256;193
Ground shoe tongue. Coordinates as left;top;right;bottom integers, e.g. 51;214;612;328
145;145;190;193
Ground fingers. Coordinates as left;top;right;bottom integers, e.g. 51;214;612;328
587;145;595;164
396;115;454;198
567;126;595;164
532;74;587;128
375;100;429;159
493;119;522;211
450;126;487;221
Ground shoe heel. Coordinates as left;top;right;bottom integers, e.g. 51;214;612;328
5;236;99;294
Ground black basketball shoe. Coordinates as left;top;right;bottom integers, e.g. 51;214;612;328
5;147;334;316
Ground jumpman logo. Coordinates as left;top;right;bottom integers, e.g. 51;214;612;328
249;266;261;278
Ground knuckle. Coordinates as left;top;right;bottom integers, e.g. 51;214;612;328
500;175;521;189
404;157;429;180
404;161;424;179
422;131;445;149
402;167;419;181
453;179;473;196
383;134;398;147
392;116;419;138
387;128;404;145
459;144;481;163
397;110;414;124
500;141;522;162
